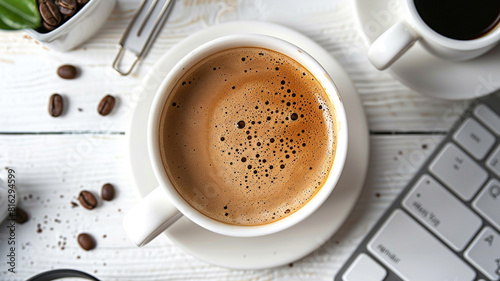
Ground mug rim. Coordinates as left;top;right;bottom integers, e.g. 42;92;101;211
406;0;500;50
147;34;348;237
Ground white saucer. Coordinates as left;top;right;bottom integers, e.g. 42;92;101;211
126;21;369;270
352;0;500;100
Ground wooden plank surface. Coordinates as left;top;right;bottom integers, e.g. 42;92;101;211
0;134;441;280
0;0;470;280
0;0;466;133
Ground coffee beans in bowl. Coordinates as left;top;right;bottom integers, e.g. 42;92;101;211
36;0;88;33
25;0;116;52
39;0;63;31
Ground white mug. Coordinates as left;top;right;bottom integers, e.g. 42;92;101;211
368;0;500;70
122;34;348;247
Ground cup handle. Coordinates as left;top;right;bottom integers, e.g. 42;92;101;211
123;186;182;246
368;21;419;70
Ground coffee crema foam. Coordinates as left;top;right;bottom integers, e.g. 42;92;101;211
159;47;337;226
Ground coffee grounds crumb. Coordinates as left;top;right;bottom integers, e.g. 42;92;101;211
71;201;78;208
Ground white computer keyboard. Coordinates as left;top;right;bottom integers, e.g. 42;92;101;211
335;91;500;281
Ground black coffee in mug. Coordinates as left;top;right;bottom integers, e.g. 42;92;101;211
414;0;500;40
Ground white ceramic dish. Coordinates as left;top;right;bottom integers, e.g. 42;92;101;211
25;0;116;52
126;21;369;269
352;0;500;100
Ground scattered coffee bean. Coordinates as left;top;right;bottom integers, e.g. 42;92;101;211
57;64;78;79
97;95;115;116
78;190;97;210
49;94;63;117
101;183;115;201
39;0;62;27
77;233;96;251
14;207;29;224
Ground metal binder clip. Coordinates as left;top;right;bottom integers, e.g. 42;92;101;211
112;0;175;76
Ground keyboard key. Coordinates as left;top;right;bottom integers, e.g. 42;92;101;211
403;175;482;251
487;145;500;178
342;253;387;281
453;118;495;160
474;104;500;135
429;143;488;201
367;210;475;281
473;179;500;231
464;227;500;281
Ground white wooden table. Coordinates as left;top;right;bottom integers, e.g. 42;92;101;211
0;0;468;280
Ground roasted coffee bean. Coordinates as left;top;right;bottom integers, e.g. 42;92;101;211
39;0;62;27
57;64;78;79
97;95;115;116
14;207;29;224
42;21;57;31
59;6;76;17
56;0;76;17
101;183;115;201
56;0;77;10
77;0;89;5
77;233;96;251
37;0;51;5
78;190;97;210
49;93;63;117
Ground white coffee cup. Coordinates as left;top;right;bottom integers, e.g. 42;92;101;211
123;34;348;247
368;0;500;70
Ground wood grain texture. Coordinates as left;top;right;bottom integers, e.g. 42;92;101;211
0;0;467;133
0;134;441;280
0;0;467;280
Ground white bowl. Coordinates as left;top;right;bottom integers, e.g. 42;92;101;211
25;0;116;52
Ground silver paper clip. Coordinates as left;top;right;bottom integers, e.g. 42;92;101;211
112;0;175;76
